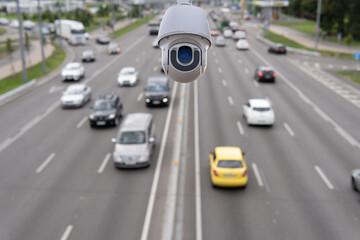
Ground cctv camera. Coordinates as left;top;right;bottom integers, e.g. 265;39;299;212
157;1;211;83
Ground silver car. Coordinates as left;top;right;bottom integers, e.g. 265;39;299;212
61;62;85;81
351;169;360;192
61;84;91;108
112;113;155;168
82;50;96;62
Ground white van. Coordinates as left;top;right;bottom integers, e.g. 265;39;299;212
112;113;155;168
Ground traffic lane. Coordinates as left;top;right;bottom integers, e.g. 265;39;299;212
0;32;169;240
205;37;360;238
198;58;281;240
0;23;150;145
245;26;360;143
221;33;355;238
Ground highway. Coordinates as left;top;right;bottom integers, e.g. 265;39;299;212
0;14;360;240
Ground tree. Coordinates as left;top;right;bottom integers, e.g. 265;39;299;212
6;38;15;73
349;0;360;41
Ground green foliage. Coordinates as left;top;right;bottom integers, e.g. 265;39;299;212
6;38;14;55
65;8;93;26
24;32;30;52
336;71;360;85
0;44;66;95
0;27;5;36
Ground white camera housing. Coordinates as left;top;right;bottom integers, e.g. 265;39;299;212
157;1;211;83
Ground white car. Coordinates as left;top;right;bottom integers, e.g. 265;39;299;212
61;84;92;108
233;30;246;41
236;38;249;50
9;19;19;28
214;36;226;47
223;29;233;38
243;99;275;126
0;17;9;26
61;62;85;81
117;67;139;86
23;20;36;30
82;50;96;62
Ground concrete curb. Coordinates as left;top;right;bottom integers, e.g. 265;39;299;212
256;28;321;57
0;45;76;108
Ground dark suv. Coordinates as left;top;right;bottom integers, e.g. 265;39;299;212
254;66;277;83
89;94;123;127
144;76;170;107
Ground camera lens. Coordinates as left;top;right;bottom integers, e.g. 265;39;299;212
178;46;192;64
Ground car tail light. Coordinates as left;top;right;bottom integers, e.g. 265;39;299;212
276;47;279;51
273;73;277;77
213;169;219;176
242;169;248;176
258;72;263;77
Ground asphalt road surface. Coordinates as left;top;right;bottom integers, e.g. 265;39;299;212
0;16;359;240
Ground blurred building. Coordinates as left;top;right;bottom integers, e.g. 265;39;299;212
249;0;289;20
0;0;84;14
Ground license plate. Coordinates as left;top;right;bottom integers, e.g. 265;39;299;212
265;75;270;79
153;100;160;104
96;121;106;126
224;174;236;178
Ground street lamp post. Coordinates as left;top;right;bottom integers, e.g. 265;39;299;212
15;0;27;83
56;1;63;50
38;0;46;73
314;0;323;52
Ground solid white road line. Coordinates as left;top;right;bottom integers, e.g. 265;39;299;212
244;68;249;74
21;116;42;132
194;81;202;240
60;225;73;240
76;116;88;129
218;68;222;73
36;153;55;173
228;96;233;106
98;153;111;174
314;165;334;190
251;48;360;149
283;123;295;137
236;121;244;135
222;79;227;87
253;81;259;87
137;92;144;102
141;82;178;240
252;163;264;188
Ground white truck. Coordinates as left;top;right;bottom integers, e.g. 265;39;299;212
55;19;86;45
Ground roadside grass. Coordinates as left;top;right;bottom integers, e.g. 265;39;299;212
273;20;360;47
0;27;5;36
335;71;360;85
113;15;155;39
0;44;65;95
262;29;353;60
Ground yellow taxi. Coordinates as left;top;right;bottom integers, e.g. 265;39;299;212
208;146;248;188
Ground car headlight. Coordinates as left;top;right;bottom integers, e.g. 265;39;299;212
108;113;116;119
162;98;168;103
89;114;95;119
113;154;123;162
139;152;149;162
145;98;150;103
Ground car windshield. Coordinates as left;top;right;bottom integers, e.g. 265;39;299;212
217;160;243;168
93;101;113;110
118;131;146;144
65;89;83;95
65;65;79;70
71;29;85;34
253;107;270;112
147;82;167;91
121;70;135;75
109;44;118;49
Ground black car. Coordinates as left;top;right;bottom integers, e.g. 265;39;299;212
268;44;287;54
145;76;170;107
254;66;277;82
89;94;123;127
96;34;110;44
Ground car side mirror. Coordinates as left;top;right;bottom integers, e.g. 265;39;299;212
242;151;246;156
149;137;155;143
111;138;117;143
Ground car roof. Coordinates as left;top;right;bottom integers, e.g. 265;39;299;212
120;113;153;131
248;99;271;107
96;93;118;102
148;76;168;83
215;146;243;160
121;67;135;72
